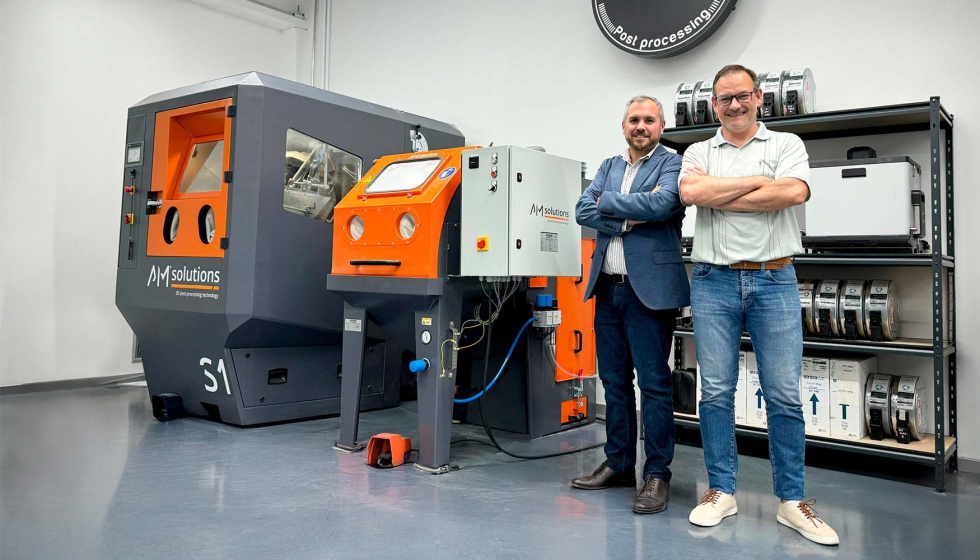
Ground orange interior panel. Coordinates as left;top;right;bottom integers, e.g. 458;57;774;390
146;98;232;258
554;239;597;381
332;147;480;278
561;397;588;424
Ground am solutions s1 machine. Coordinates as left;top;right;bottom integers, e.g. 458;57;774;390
328;145;598;473
115;73;464;425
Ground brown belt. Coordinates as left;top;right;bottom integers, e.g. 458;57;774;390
729;257;792;270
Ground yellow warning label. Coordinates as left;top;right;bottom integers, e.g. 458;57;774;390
421;317;432;325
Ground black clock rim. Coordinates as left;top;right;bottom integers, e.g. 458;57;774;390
591;0;739;59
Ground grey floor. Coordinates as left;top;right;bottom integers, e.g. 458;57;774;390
1;386;978;560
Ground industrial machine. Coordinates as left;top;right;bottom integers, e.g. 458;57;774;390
327;145;597;472
115;72;464;425
806;156;925;252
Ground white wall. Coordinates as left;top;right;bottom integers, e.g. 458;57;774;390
0;0;304;386
324;0;980;460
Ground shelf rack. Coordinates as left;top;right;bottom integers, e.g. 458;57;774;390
667;98;957;492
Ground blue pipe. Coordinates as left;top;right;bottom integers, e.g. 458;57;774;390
453;316;536;404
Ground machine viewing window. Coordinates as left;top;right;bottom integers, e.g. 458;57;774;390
178;140;225;194
364;158;441;194
283;128;361;223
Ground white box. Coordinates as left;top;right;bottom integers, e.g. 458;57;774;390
735;351;747;425
830;356;878;440
460;146;582;277
745;352;767;428
801;357;831;436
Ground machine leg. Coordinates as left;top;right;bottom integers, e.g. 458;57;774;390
415;288;462;473
335;303;368;453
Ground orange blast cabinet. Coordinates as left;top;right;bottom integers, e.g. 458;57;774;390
328;146;598;473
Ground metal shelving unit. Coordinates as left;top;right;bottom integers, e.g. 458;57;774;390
666;98;957;492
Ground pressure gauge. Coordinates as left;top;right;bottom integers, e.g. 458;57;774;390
421;330;431;345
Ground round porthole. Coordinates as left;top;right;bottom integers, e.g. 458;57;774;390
349;215;365;241
163;207;179;244
398;213;416;240
199;205;216;244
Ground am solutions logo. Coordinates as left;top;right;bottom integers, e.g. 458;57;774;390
147;264;221;293
529;203;570;223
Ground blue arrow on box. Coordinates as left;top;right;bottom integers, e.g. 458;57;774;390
809;393;819;415
841;404;848;420
755;388;763;409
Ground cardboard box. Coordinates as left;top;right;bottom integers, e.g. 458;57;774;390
735;351;747;425
830;356;878;440
801;357;831;436
745;352;767;428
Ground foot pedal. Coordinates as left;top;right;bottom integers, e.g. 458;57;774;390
366;434;412;468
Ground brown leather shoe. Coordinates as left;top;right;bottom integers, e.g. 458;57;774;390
570;461;636;490
633;476;670;514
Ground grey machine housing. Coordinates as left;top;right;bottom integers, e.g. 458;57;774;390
805;156;925;251
115;72;464;426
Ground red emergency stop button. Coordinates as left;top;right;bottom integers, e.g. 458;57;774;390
124;186;136;194
476;237;489;251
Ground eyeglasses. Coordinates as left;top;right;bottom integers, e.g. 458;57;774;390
714;91;755;107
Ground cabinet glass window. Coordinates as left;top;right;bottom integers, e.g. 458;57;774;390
178;140;224;194
364;158;441;194
283;129;361;223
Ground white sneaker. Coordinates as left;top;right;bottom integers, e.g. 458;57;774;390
688;489;738;527
777;499;840;546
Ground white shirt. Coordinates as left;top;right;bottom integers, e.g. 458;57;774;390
601;146;657;275
678;123;810;265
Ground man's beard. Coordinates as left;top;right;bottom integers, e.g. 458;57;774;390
628;133;656;152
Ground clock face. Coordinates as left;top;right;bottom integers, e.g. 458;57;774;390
591;0;738;59
421;331;431;345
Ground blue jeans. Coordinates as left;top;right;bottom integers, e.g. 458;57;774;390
691;263;805;500
595;274;677;481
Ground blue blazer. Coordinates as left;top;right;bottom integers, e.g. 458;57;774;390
575;144;690;310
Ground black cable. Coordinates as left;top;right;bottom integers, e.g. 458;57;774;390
476;319;605;460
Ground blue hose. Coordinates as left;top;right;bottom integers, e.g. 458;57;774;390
453;316;536;404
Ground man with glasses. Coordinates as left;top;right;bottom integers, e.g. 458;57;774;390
572;95;688;515
678;65;838;546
